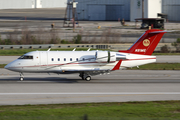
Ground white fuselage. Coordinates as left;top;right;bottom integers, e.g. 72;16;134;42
5;51;156;73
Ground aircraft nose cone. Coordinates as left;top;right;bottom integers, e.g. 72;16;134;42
4;64;9;69
4;63;13;70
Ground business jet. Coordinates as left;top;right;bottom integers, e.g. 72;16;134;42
5;29;167;81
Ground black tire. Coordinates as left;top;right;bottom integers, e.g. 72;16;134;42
20;77;24;81
85;76;91;81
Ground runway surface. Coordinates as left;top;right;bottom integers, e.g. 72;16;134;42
0;55;180;64
0;69;180;105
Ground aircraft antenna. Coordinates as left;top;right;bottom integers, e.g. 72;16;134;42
87;48;91;51
73;48;76;51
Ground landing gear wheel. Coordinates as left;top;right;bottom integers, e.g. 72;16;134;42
20;77;24;81
19;72;24;81
85;76;91;81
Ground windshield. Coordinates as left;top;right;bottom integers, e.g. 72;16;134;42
18;55;33;59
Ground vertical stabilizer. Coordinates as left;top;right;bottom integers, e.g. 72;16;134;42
119;29;167;55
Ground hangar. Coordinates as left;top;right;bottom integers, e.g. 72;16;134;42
67;0;180;22
0;0;67;9
130;0;162;21
71;0;162;21
162;0;180;22
0;0;179;22
68;0;131;21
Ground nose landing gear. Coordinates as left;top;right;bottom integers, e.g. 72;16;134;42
20;77;24;81
19;72;24;81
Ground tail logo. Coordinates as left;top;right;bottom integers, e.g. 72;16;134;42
143;39;150;47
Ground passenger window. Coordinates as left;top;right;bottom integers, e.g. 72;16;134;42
76;58;78;61
64;58;66;61
58;58;60;61
70;58;72;61
83;58;85;61
52;58;54;61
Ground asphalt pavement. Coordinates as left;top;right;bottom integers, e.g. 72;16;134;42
0;69;180;105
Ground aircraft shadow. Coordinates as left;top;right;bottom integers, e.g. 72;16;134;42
1;76;180;83
0;77;82;83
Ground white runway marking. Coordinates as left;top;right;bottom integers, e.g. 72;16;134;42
0;92;180;95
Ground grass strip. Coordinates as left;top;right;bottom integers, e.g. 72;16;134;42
0;64;6;68
129;63;180;70
1;63;180;70
152;53;180;55
0;101;180;120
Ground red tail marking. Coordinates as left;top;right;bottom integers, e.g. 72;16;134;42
112;60;122;71
119;29;167;55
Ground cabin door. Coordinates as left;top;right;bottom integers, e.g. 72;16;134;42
40;51;48;67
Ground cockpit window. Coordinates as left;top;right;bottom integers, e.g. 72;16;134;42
18;55;33;59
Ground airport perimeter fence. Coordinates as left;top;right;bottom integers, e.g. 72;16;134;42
0;43;177;52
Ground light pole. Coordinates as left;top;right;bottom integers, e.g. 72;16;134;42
73;0;75;32
142;0;144;18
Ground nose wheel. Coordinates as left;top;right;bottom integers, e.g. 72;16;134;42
20;77;24;81
19;72;24;81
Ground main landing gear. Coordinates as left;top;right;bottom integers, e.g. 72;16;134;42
19;72;24;81
85;76;91;81
79;72;91;81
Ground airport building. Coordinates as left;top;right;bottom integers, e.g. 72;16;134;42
0;0;67;9
67;0;180;22
130;0;162;21
0;0;179;21
68;0;131;21
162;0;180;22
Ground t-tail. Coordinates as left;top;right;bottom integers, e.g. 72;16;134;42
119;29;167;55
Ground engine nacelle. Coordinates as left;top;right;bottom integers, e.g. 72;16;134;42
95;51;116;63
